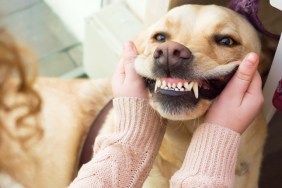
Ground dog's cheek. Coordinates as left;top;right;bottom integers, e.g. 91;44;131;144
134;56;156;81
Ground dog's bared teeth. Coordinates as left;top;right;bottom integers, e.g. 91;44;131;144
154;78;200;97
177;82;182;89
184;82;193;91
192;82;199;99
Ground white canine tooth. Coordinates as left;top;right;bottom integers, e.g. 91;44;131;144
162;80;166;87
154;82;158;93
156;79;161;87
175;88;179;91
177;82;183;89
192;82;199;99
172;83;176;88
184;82;193;91
180;88;185;91
155;79;162;92
164;86;168;90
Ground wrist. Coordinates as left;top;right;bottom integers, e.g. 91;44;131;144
204;120;245;134
172;123;240;185
113;97;166;149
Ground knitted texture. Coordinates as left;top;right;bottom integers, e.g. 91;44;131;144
70;97;241;188
69;97;165;188
170;123;240;188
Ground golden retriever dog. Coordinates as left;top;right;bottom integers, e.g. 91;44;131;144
0;4;269;188
100;4;268;188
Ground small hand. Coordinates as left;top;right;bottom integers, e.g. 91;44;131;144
205;52;264;134
111;41;147;98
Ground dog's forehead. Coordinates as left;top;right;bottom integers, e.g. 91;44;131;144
145;4;260;54
163;5;239;31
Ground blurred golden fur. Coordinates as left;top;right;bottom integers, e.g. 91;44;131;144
0;29;111;187
0;29;42;145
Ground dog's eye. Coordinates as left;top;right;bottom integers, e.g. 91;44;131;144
153;33;166;42
215;36;238;47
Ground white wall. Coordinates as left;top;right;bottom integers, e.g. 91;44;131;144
44;0;102;42
263;35;282;123
43;0;148;42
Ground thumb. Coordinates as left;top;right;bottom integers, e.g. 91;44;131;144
222;52;259;101
115;41;137;76
123;41;140;81
122;41;138;65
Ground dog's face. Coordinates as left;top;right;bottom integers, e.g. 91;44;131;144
134;4;261;120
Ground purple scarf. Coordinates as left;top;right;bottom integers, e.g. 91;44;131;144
228;0;280;40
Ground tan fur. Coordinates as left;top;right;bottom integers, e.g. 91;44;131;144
0;4;268;188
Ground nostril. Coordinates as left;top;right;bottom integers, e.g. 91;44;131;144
154;49;163;59
173;49;180;57
170;45;192;60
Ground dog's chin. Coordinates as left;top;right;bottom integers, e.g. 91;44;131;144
144;67;237;120
150;97;211;120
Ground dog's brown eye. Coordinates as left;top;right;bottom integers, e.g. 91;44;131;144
215;36;238;47
153;33;166;42
219;38;234;46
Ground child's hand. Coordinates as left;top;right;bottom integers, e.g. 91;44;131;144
111;41;148;98
205;52;264;134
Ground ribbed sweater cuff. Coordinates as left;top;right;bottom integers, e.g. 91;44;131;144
171;123;240;186
113;97;165;150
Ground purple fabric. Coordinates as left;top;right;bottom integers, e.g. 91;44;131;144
273;79;282;111
228;0;280;40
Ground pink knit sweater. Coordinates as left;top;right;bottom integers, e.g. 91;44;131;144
70;97;240;188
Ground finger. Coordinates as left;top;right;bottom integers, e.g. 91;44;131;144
123;42;141;81
242;71;264;110
122;41;138;65
246;71;262;95
222;52;259;101
113;41;137;79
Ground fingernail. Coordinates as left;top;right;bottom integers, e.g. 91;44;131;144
123;42;132;51
245;53;258;66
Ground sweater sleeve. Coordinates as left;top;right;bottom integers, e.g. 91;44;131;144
170;123;240;188
69;97;165;188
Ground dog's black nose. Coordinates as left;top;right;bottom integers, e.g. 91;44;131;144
153;41;192;68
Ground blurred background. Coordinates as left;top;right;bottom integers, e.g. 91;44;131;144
0;0;281;187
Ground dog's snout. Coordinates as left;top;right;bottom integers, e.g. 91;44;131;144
154;41;192;68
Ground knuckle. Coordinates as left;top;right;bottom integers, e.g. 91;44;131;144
237;71;252;82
